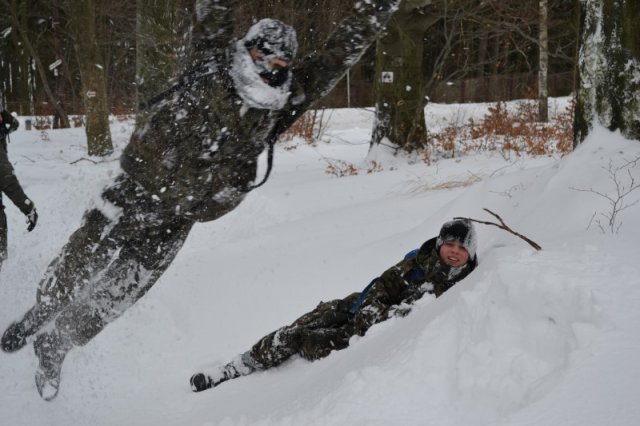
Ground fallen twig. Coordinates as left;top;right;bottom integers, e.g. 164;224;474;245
70;157;99;165
455;208;542;251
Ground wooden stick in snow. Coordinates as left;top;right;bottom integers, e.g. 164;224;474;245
454;208;542;251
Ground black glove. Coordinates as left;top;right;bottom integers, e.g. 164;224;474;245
26;208;38;232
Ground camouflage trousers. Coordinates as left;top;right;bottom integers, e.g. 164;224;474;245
249;292;362;369
33;174;194;346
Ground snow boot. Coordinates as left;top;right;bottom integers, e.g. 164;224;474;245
190;353;256;392
2;305;53;353
34;329;73;401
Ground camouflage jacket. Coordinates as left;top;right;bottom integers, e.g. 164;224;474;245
0;111;32;214
352;237;478;335
121;0;400;222
248;237;477;365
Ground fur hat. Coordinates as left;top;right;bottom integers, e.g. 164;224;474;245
436;219;477;260
243;19;298;62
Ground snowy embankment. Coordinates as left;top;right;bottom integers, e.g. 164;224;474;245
0;103;639;426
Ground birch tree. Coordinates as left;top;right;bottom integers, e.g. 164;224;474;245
575;0;640;144
538;0;549;122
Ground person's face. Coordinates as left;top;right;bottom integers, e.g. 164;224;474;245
249;47;289;69
438;240;470;267
249;47;290;87
249;47;289;71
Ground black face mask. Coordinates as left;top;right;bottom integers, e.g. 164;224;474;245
259;67;290;87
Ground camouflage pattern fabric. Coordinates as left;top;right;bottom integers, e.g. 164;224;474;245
121;0;401;222
0;110;31;263
250;294;359;367
2;0;401;364
249;238;477;368
33;175;193;346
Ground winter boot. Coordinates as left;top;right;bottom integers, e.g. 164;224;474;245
2;305;54;353
34;329;73;401
190;352;256;392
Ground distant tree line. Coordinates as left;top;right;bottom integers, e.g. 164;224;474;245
0;0;577;118
0;0;636;154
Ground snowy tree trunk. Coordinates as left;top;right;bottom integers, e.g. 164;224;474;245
371;0;439;153
66;0;113;156
538;0;549;122
16;41;31;116
575;0;640;144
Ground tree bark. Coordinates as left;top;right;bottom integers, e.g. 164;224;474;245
371;0;440;153
65;0;113;156
575;0;640;144
538;0;549;122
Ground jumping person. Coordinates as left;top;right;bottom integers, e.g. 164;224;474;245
1;0;400;401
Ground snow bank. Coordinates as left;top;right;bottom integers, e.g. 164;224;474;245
1;106;639;426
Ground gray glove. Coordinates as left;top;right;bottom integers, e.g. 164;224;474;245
26;208;38;232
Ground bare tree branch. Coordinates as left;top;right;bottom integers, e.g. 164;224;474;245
454;207;542;250
70;157;99;165
569;157;640;233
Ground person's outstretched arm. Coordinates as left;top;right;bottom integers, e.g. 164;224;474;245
274;0;401;133
351;256;417;334
189;0;239;63
0;148;36;220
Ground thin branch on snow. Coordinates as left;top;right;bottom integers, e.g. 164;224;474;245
70;157;100;165
455;207;542;251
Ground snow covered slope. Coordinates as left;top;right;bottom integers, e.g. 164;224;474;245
1;105;639;426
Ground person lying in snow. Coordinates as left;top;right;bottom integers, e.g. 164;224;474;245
190;219;478;392
0;0;401;401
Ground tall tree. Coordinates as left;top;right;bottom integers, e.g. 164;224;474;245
65;0;113;155
538;0;549;122
2;0;70;125
371;0;440;152
575;0;640;143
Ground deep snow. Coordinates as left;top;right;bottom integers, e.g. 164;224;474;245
1;100;639;425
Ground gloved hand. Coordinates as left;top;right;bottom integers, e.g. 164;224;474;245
26;208;38;232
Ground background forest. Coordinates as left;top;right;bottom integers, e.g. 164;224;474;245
0;0;577;122
3;0;637;157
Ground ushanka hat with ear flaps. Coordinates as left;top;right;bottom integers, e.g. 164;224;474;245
243;18;298;62
436;219;477;261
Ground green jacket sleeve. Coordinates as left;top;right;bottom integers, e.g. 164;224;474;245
189;0;239;63
0;148;33;215
352;256;417;334
273;0;400;134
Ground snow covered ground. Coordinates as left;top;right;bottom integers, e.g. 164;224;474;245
1;100;639;425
